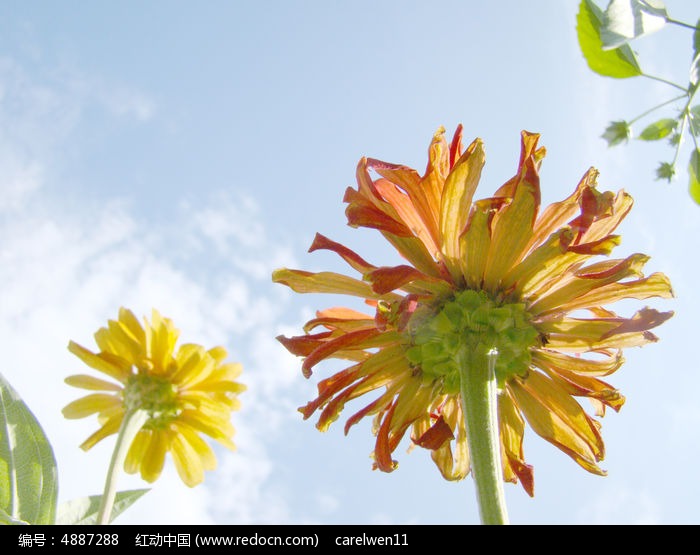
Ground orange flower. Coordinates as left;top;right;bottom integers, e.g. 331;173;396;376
273;126;673;495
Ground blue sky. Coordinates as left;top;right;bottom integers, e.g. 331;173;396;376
1;1;698;525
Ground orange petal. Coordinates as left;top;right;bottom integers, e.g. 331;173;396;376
344;187;413;237
272;268;400;301
524;167;596;254
308;233;376;275
529;253;650;315
499;390;534;497
374;178;440;257
508;372;606;475
439;137;486;281
483;171;540;292
301;328;383;378
600;307;674;339
555;272;674;314
459;198;503;288
413;415;454;450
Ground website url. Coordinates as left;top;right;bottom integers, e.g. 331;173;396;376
195;533;318;547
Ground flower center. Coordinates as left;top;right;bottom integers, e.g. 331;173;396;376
123;373;180;429
405;289;540;394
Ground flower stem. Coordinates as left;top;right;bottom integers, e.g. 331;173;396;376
459;347;508;525
96;409;148;525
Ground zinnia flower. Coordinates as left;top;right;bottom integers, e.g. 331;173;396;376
273;126;673;495
63;307;245;487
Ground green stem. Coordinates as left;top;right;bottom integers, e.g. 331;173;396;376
671;85;699;167
666;18;698;32
96;409;148;525
629;93;687;124
641;73;687;92
459;347;508;525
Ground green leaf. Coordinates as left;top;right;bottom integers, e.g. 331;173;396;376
689;148;700;205
602;120;632;146
56;489;150;525
689;105;700;138
576;0;644;78
600;0;668;50
0;372;58;525
638;118;678;140
0;506;29;525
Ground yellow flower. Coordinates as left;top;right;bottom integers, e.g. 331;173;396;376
273;126;673;496
63;307;245;487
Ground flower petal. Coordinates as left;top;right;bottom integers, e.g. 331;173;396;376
272;268;400;301
78;413;123;451
499;390;534;497
139;428;169;483
62;393;122;419
509;371;606;475
170;424;217;487
439;137;486;280
67;341;130;382
64;374;122;392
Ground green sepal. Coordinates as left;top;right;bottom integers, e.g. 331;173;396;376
655;162;675;182
602;120;632;146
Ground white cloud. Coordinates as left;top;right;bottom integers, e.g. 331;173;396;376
0;180;312;524
575;486;660;525
100;86;156;122
0;53;313;525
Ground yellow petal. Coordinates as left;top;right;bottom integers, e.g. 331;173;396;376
65;374;122;392
118;307;146;347
207;345;228;363
169;428;207;487
78;414;123;451
148;310;178;374
107;318;145;364
67;341;129;382
171;343;214;387
125;429;152;474
177;408;235;446
139;428;169;483
62;393;122;419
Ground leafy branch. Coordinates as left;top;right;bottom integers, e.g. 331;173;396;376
0;372;148;525
576;0;700;204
